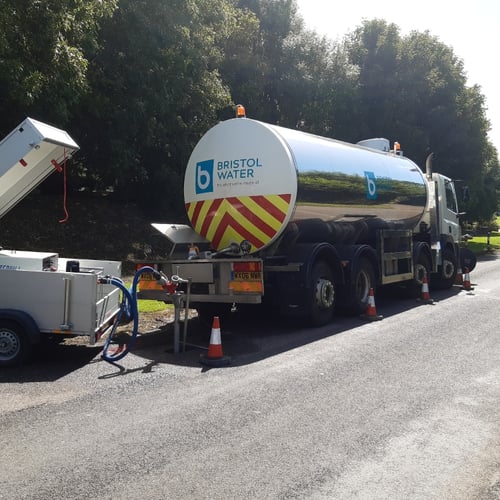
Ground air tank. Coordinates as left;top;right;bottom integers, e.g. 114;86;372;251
184;118;428;253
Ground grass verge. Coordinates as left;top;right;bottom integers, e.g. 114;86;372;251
462;216;500;254
462;234;500;254
122;280;172;313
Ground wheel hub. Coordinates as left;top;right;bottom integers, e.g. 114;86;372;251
0;330;20;360
442;259;455;279
315;278;335;310
415;263;427;284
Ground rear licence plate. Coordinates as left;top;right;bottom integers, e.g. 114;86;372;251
233;271;262;280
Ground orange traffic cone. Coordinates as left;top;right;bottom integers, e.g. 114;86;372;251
455;267;463;285
363;288;383;321
417;274;434;304
199;316;231;367
462;267;473;291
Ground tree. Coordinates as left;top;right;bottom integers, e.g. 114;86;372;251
343;19;402;142
227;0;300;124
1;1;496;223
397;30;497;219
342;20;498;219
223;0;358;140
73;0;243;215
0;0;117;132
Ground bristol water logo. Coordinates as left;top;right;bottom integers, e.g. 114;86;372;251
196;159;214;194
364;171;377;200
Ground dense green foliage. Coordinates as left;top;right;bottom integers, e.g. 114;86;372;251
0;0;118;123
0;0;498;221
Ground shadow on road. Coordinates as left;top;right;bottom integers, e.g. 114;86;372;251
0;279;475;381
0;341;102;382
126;281;466;369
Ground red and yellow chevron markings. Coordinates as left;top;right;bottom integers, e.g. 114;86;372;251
186;194;292;251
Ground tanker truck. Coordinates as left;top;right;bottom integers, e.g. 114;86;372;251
140;107;475;326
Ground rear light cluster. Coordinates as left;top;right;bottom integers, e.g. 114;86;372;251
233;261;262;273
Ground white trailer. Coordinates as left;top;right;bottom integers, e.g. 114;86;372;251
0;118;122;366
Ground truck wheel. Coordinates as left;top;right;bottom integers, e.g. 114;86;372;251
349;257;375;315
309;260;335;326
0;320;31;367
406;253;431;298
460;247;477;273
433;249;458;289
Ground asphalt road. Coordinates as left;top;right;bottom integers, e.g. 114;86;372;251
1;254;500;499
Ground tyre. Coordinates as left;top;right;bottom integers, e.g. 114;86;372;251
0;320;32;367
460;247;477;273
309;260;335;326
432;248;458;289
406;252;431;298
349;257;375;314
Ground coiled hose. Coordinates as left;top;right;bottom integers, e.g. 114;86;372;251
100;266;162;364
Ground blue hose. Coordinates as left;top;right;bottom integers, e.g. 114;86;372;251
101;266;159;364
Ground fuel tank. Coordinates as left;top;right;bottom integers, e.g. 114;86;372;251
184;118;428;253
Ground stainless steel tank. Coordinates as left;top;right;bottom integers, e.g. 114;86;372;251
184;118;427;253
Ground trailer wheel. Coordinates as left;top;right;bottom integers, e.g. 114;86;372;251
349;257;375;314
309;260;335;326
0;320;31;367
433;249;458;289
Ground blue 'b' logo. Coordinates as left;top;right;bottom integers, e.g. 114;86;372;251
364;171;377;200
196;160;214;194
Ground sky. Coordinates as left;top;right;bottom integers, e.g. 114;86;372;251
295;0;500;152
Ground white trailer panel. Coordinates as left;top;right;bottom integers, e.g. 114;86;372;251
0;250;58;271
0;260;121;343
